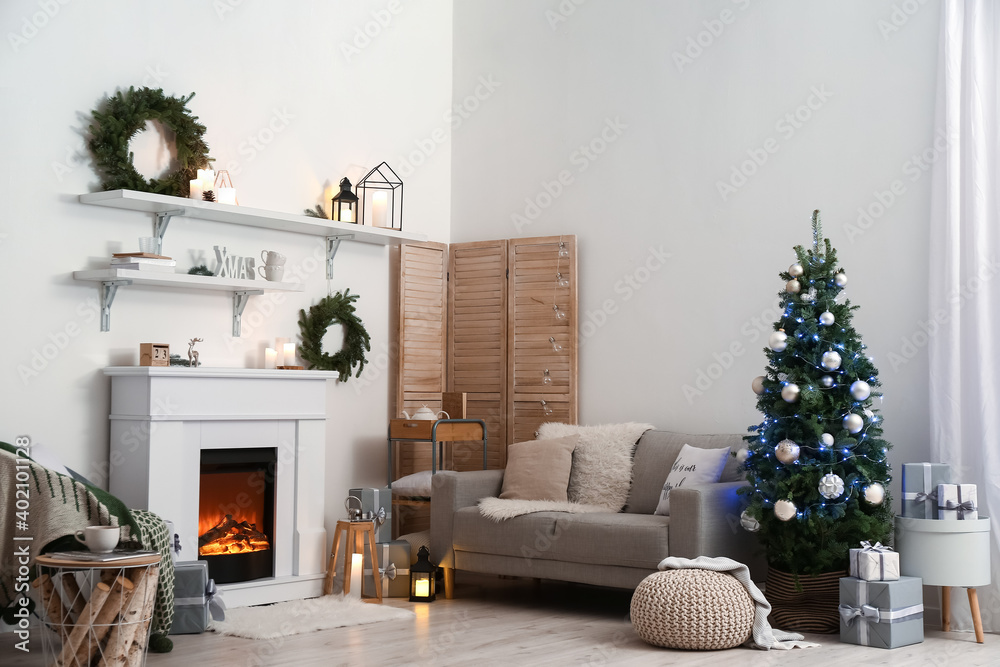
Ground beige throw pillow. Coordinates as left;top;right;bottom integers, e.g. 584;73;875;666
499;435;579;501
654;444;731;515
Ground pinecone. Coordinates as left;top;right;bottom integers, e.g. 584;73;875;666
203;190;216;202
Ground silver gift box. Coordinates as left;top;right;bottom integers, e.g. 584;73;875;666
349;486;393;543
839;576;923;649
901;462;950;519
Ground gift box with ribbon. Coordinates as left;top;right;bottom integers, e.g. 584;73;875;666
169;560;226;635
839;576;923;649
937;483;978;520
363;540;411;598
849;541;900;582
901;462;950;519
349;487;393;543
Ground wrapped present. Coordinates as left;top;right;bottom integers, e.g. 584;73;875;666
839;576;923;649
363;540;412;598
849;541;900;581
937;483;978;520
170;560;226;635
901;463;950;518
349;487;393;542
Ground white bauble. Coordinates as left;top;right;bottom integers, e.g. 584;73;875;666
774;499;797;521
819;311;835;326
864;408;875;419
781;383;800;403
775;439;800;464
863;482;886;506
818;473;845;499
834;272;848;287
769;330;788;352
736;448;749;464
820;433;835;447
821;350;842;370
820;375;834;388
800;288;816;304
786;279;801;294
788;263;804;277
740;510;760;532
850;380;872;401
843;413;864;434
752;376;766;395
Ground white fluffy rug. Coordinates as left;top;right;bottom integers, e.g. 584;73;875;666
210;595;414;640
478;497;609;522
538;421;653;511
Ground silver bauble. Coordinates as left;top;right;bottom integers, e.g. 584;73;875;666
800;288;816;303
788;263;804;277
850;380;872;401
820;433;835;447
820;375;834;388
740;510;760;532
752;376;766;395
774;499;797;521
786;279;801;294
834;272;848;287
736;448;749;464
781;383;800;403
821;350;842;370
819;311;835;326
819;473;845;499
843;413;864;434
768;330;788;352
775;439;800;464
863;482;886;506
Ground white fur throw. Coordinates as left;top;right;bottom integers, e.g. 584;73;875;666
537;421;654;511
478;497;609;522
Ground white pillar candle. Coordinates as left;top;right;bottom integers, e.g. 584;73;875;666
189;179;203;200
217;187;237;205
340;206;352;223
372;191;388;227
198;169;215;194
275;337;288;366
264;348;276;369
349;553;363;598
413;578;430;598
283;343;296;366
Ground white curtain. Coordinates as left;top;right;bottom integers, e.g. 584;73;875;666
929;0;1000;634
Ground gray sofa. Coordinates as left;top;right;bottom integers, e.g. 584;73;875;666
430;430;764;598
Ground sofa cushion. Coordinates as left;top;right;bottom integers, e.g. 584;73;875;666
653;444;730;515
499;435;578;501
452;507;670;569
625;431;745;514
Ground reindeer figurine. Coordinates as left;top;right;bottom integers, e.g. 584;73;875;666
188;338;203;367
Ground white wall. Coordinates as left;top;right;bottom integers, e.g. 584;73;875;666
0;0;453;541
451;0;940;492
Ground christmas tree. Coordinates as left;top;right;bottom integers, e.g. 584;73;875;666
739;210;892;576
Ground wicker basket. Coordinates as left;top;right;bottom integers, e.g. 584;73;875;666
630;569;754;650
765;567;845;634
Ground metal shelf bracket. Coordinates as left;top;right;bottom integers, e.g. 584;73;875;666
100;280;132;332
326;234;354;280
152;208;186;255
232;290;265;337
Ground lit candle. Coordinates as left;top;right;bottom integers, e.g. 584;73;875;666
349;553;363;598
264;348;276;369
340;206;352;223
189;179;203;201
413;578;429;598
198;168;215;194
283;343;296;367
275;337;287;366
217;187;237;205
372;191;388;227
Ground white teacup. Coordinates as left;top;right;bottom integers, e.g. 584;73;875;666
74;526;120;553
258;265;285;282
261;250;286;266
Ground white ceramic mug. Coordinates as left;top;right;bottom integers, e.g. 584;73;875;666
258;265;285;282
261;250;286;266
74;526;120;553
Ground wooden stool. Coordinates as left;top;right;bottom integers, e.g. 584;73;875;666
322;520;382;603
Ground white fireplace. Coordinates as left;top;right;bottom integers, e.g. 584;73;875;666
105;366;336;608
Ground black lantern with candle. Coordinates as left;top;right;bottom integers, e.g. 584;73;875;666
357;161;403;230
331;177;359;223
409;545;436;602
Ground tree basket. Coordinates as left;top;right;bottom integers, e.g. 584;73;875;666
765;567;845;634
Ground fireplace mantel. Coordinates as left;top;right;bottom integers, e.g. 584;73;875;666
105;366;335;607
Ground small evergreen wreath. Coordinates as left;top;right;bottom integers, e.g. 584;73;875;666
88;86;211;197
298;289;371;382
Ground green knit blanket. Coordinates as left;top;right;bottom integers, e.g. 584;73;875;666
0;442;174;649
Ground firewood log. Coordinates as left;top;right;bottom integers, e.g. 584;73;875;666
31;574;69;643
198;515;237;547
60;573;86;621
54;580;112;666
72;576;133;667
98;568;150;667
125;566;159;667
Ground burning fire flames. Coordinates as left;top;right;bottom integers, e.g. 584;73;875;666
198;514;270;556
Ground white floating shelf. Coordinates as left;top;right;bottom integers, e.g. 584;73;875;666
79;189;428;246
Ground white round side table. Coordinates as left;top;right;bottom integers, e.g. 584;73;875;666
894;515;990;643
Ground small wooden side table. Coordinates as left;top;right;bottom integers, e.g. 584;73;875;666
33;553;161;667
895;515;991;643
323;520;382;603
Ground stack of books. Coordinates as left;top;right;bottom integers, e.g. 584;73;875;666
110;253;177;273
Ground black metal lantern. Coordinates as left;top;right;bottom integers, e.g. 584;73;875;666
331;177;359;223
357;161;403;230
409;545;436;602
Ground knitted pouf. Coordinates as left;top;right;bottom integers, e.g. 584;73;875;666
630;569;755;650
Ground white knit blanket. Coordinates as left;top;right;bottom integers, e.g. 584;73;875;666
478;497;609;522
657;556;820;650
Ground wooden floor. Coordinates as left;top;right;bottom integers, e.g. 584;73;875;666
2;572;996;666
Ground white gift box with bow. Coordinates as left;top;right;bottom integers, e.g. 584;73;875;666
849;541;900;582
937;483;978;520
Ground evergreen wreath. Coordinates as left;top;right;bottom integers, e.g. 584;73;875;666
88;86;210;197
298;289;371;382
